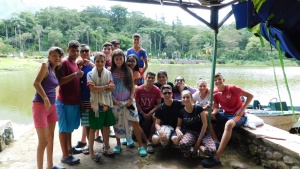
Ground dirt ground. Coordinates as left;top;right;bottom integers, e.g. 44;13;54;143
0;126;264;169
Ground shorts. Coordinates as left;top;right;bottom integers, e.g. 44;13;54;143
216;112;247;127
153;125;176;146
89;108;116;130
56;100;80;133
32;102;58;128
80;101;90;126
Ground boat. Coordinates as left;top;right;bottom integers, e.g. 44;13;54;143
246;99;300;131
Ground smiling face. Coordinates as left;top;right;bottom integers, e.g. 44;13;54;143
48;50;63;67
126;56;137;69
146;74;155;86
102;46;112;59
67;47;80;61
214;75;225;88
198;81;208;94
158;74;167;85
113;55;124;68
80;46;90;60
175;77;185;87
181;91;193;106
162;88;172;100
94;55;105;70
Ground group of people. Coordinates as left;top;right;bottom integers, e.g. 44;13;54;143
32;33;254;169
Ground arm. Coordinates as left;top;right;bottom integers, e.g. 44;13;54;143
126;70;135;107
33;63;51;111
147;98;161;118
175;118;183;140
236;91;254;116
194;110;208;152
59;64;84;85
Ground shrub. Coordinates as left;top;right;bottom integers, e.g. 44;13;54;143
169;60;175;64
0;54;7;58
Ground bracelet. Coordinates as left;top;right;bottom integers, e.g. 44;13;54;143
199;133;204;137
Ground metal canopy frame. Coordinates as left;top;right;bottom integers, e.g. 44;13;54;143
109;0;240;120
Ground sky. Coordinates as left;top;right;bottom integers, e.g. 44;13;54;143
1;0;236;26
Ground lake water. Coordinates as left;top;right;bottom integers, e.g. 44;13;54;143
1;64;300;125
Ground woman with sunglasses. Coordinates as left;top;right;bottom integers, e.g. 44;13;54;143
172;76;196;100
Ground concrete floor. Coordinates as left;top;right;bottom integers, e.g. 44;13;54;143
0;126;264;169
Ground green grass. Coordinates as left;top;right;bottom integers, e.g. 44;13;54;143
0;58;41;71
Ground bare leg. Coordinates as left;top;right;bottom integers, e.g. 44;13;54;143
59;132;69;159
131;121;143;147
89;129;96;158
215;120;236;160
36;127;48;169
103;126;110;151
81;126;87;143
46;122;56;169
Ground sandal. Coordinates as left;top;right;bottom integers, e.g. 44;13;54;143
126;137;135;148
91;153;101;163
82;146;89;155
113;145;122;154
61;155;80;165
138;147;147;157
121;138;127;145
103;149;115;157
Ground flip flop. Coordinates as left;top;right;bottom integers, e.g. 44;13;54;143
91;153;101;163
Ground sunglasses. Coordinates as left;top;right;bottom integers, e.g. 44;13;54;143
175;79;184;82
163;92;172;95
80;50;89;54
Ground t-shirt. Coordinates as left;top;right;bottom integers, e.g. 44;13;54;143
155;100;183;129
80;62;93;101
192;91;210;107
213;85;244;115
173;86;197;100
135;84;162;111
178;104;204;132
57;57;81;105
126;47;147;68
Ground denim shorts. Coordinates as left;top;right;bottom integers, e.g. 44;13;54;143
216;112;247;127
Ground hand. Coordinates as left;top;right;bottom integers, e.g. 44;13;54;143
176;129;183;140
159;131;167;142
108;83;115;89
125;99;133;107
44;98;51;111
193;142;200;152
77;70;84;78
82;59;90;66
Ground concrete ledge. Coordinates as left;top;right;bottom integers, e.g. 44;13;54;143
232;124;300;169
0;120;14;152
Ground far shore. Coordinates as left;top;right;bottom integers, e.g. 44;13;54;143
0;57;299;72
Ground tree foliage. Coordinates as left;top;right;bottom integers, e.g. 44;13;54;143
0;5;282;62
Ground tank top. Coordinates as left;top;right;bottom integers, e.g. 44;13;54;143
32;64;58;104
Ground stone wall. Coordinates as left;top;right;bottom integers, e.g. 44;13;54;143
0;120;14;152
231;127;300;169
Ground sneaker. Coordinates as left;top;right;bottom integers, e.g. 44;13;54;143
110;129;115;138
61;155;80;165
68;147;82;155
113;145;122;154
121;138;127;145
126;137;134;148
95;136;103;143
146;143;154;153
75;141;87;148
51;166;64;169
138;147;147;157
202;156;221;168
